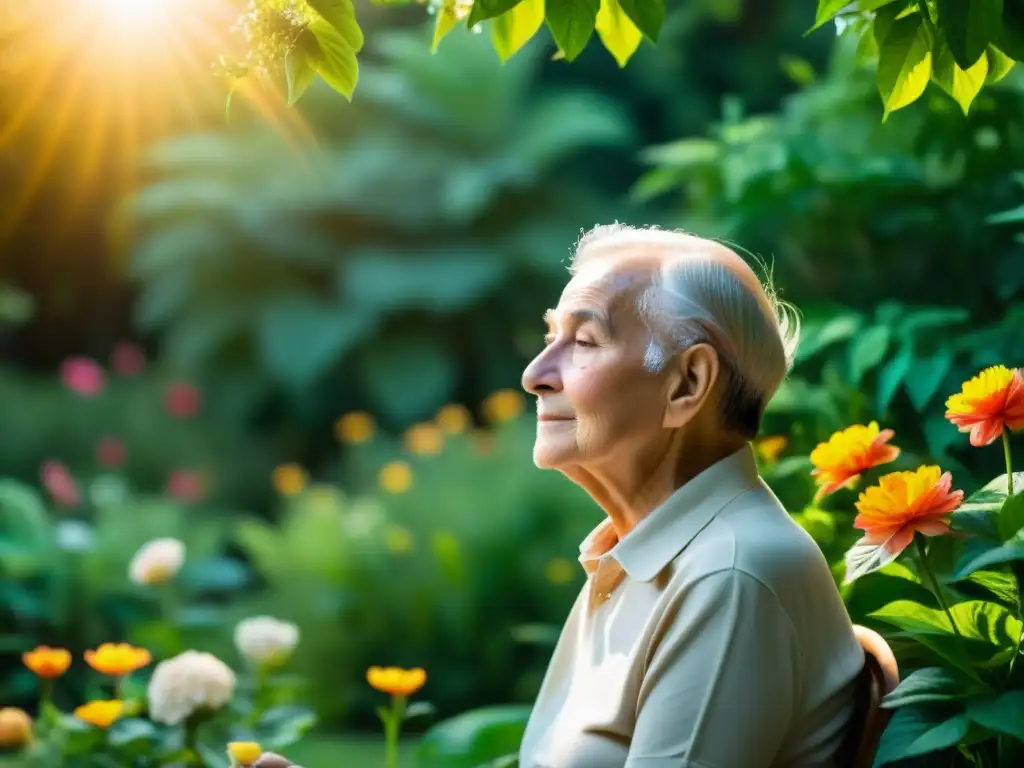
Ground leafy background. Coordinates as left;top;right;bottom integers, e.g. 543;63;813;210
2;0;1024;765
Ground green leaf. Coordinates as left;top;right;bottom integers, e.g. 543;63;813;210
595;0;642;67
617;0;664;42
811;0;899;34
873;708;971;765
433;2;462;51
545;0;600;61
417;705;532;768
258;300;374;390
256;705;318;750
491;0;545;61
285;31;319;105
876;343;912;414
1000;1;1024;59
936;0;1002;70
877;12;934;118
843;536;903;585
904;349;952;412
307;0;365;50
107;718;158;748
469;0;525;26
310;19;359;100
966;691;1024;742
848;324;891;384
998;491;1024;541
985;44;1016;82
932;31;989;114
881;667;986;709
872;599;1023;654
950;533;1024;581
358;332;457;424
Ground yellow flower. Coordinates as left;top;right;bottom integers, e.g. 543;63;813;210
809;422;900;501
272;463;308;496
335;411;375;445
0;707;32;748
85;643;152;676
545;557;576;585
22;646;72;679
945;365;1024;447
366;666;427;697
227;742;263;765
756;435;788;464
472;430;494;456
384;525;414;554
378;461;413;494
74;700;124;729
435;403;471;435
403;423;445;456
482;389;525;425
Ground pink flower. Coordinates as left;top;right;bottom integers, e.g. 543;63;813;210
95;437;126;468
40;461;80;508
165;382;201;419
166;470;205;503
60;357;105;397
111;343;146;377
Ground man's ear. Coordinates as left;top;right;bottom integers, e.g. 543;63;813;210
662;343;720;429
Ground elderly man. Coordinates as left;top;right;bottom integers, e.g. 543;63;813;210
517;225;865;767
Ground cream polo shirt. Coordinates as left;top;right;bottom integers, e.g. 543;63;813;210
518;446;865;768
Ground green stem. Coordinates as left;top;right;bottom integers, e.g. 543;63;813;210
384;695;406;768
915;537;964;641
1004;428;1014;496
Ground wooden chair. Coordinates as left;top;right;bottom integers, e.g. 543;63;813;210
836;625;900;768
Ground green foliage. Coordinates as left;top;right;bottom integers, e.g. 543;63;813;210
417;704;529;768
129;25;632;427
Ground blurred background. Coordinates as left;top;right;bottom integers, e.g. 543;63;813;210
2;0;1023;763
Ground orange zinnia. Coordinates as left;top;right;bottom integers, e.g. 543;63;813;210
810;422;900;501
22;646;72;679
85;643;152;676
853;466;963;556
945;365;1024;447
366;666;427;697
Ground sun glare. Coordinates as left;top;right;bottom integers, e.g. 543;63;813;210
100;0;169;23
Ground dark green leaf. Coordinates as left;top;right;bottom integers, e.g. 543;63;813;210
961;570;1019;610
877;12;934;118
848;324;891;384
936;0;1002;70
873;707;970;764
108;718;159;748
998;491;1024;541
932;31;989;113
310;19;359;99
418;705;532;768
950;534;1024;581
358;332;457;424
904;349;952;411
257;705;318;750
876;343;913;414
618;0;665;42
469;0;525;26
881;667;986;709
545;0;600;61
985;44;1016;81
999;1;1024;59
966;691;1024;742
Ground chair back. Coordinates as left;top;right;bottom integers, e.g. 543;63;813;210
837;625;900;768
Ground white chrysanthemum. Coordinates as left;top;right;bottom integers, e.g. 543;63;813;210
234;616;300;667
147;650;236;726
129;537;185;586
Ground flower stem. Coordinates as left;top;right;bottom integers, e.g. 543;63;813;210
384;695;406;768
1004;428;1014;496
914;537;965;642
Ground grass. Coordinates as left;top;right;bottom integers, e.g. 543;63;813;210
288;733;418;768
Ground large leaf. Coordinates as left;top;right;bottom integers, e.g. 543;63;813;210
932;32;989;114
872;600;1022;646
545;0;600;61
812;0;899;32
617;0;663;42
877;12;934;119
950;532;1024;581
848;324;891;384
595;0;642;67
966;691;1024;742
936;0;1002;70
286;32;319;105
258;300;374;390
881;667;987;709
843;535;902;585
903;349;952;412
469;0;525;26
358;332;458;424
307;0;364;50
876;343;913;413
998;491;1024;541
310;19;359;99
985;44;1016;82
491;0;545;62
417;705;532;768
873;707;970;765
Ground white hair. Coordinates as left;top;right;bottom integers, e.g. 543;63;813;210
570;223;801;438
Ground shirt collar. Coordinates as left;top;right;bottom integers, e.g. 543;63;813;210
578;444;760;582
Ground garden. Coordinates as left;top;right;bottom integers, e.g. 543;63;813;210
1;1;1024;766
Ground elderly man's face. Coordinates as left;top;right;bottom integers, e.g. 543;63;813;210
521;257;672;471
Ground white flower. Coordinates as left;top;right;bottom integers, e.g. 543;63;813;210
147;650;236;725
129;538;185;585
234;616;300;667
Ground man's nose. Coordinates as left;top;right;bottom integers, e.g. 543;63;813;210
522;347;562;395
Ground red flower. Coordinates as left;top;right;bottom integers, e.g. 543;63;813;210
165;382;201;419
166;470;205;503
60;357;105;397
40;461;80;508
95;437;127;468
110;342;146;376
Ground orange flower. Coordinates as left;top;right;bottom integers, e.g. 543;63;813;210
810;422;900;501
756;435;788;464
853;466;963;556
366;666;427;697
945;365;1024;447
85;643;152;676
22;646;71;679
74;700;124;729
